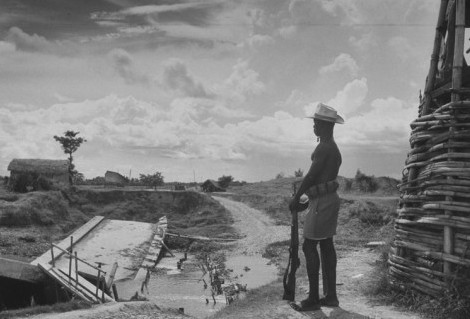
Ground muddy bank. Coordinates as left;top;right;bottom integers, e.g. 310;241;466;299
0;188;236;261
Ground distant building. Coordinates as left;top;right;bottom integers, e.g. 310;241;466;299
201;179;225;192
173;183;186;191
7;159;70;188
104;171;127;187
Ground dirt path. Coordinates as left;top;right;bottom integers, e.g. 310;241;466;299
212;196;290;256
212;196;422;319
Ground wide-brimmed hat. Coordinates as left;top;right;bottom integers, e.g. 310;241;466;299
307;103;344;124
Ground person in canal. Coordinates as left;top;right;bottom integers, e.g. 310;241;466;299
289;103;344;311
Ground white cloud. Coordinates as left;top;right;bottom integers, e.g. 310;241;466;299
289;0;314;21
349;32;377;52
319;53;359;77
6;27;50;52
243;34;275;49
388;36;420;61
109;48;150;85
91;3;206;21
218;60;266;103
0;95;312;176
162;58;213;98
327;78;368;115
247;8;269;29
121;4;203;15
317;0;439;26
279;25;297;39
5;27;76;55
335;97;416;152
53;93;74;103
0;41;15;54
210;104;254;119
304;78;368;117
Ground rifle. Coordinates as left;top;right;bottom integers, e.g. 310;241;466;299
282;182;301;301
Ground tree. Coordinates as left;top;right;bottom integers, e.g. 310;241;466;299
275;172;285;179
139;172;164;189
217;175;233;189
354;169;377;193
294;169;304;177
73;172;85;185
53;131;87;184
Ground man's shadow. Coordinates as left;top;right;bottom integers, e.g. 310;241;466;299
301;307;370;319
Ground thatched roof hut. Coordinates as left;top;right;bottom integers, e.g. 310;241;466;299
7;159;70;189
104;171;127;187
201;179;225;192
8;159;69;174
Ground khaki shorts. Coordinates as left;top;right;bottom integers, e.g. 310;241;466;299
303;192;340;240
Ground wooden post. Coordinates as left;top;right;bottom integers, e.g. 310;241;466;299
422;0;450;115
451;0;465;100
101;280;105;303
96;268;101;298
74;252;78;287
68;236;73;280
443;0;466;276
406;1;450;208
106;262;118;294
50;242;55;267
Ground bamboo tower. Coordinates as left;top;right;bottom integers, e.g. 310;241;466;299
390;0;470;297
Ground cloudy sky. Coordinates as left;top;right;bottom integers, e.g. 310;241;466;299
0;0;443;182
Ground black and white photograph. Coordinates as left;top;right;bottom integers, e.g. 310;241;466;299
0;1;469;318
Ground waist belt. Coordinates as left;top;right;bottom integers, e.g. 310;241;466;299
305;180;339;198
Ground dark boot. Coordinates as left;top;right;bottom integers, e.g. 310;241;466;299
296;268;320;311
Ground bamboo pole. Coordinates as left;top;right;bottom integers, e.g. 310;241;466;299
68;236;73;280
422;0;450;115
443;0;465;276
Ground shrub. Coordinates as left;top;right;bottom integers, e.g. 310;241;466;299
0;194;19;202
355;169;378;192
294;169;304;177
36;176;53;191
0;207;32;226
218;175;234;189
12;174;31;193
275;172;285;179
347;201;392;225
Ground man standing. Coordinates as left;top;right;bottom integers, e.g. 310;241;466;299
289;103;344;311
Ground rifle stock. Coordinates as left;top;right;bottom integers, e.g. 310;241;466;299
283;183;301;301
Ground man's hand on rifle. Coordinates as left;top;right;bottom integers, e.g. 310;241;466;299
289;197;308;213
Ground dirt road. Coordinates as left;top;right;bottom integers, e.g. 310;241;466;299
212;196;422;319
212;196;290;256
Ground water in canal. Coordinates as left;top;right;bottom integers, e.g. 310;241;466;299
115;252;278;318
